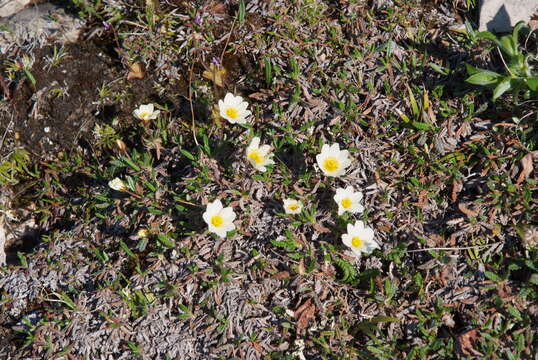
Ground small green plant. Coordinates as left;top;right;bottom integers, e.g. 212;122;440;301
465;22;537;101
0;149;36;185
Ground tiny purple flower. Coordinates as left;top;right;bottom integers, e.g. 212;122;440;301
211;57;221;66
102;21;111;31
194;15;203;25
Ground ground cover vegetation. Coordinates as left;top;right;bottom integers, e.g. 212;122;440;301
0;0;536;359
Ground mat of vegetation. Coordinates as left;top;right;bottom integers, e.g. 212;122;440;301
0;0;536;359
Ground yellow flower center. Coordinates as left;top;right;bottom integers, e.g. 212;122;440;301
225;107;238;119
323;157;339;173
248;150;264;165
287;203;299;211
139;111;151;119
341;198;352;209
351;236;363;248
211;215;224;228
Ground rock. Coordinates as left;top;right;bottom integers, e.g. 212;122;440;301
0;2;85;52
479;0;538;32
0;0;42;18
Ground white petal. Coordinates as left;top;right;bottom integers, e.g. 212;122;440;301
202;211;212;224
222;222;236;233
212;227;227;238
330;143;340;152
249;137;260;149
259;144;271;154
206;199;223;215
362;227;375;242
220;207;236;223
341;234;352;248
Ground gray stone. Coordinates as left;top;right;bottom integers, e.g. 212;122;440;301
479;0;538;32
0;0;42;18
0;2;84;52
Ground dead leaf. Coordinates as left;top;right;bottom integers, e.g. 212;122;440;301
516;151;537;184
458;203;478;218
202;63;227;87
127;62;145;80
457;329;483;357
293;184;305;196
451;180;462;202
313;222;330;233
0;216;6;266
272;271;290;280
295;298;315;333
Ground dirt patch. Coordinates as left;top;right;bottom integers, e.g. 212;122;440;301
2;40;163;158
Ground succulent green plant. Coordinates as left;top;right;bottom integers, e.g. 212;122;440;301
466;22;537;102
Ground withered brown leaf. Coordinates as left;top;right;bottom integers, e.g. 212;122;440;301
127;62;145;80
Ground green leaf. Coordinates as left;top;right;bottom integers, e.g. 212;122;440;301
157;234;176;248
526;77;538;92
492;78;511;101
406;85;419;118
465;63;480;76
507;305;523;321
465;70;502;85
368;315;400;323
512;21;526;48
411;121;432;131
264;57;272;87
120;240;136;258
23;69;36;87
180;149;195;161
238;0;246;24
499;35;516;57
476;31;501;46
121;157;141;172
429;62;449;75
484;271;501;282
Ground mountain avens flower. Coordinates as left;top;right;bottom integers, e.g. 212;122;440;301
246;137;275;172
108;178;127;192
202;199;236;238
133;103;160;124
341;220;378;257
334;186;364;215
283;198;303;215
218;93;251;124
316;143;351;177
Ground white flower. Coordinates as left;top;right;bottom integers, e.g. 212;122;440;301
108;178;127;192
333;186;364;215
245;137;275;172
316;143;352;177
202;199;236;238
283;198;303;214
133;103;160;123
218;93;251;124
341;220;379;257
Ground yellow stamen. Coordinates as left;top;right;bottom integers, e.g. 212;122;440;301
287;204;299;211
211;215;224;227
139;111;150;119
351;236;363;248
225;107;238;119
341;198;352;209
323;157;339;173
248;150;264;165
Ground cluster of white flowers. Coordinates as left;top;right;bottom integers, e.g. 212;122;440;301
115;93;380;258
